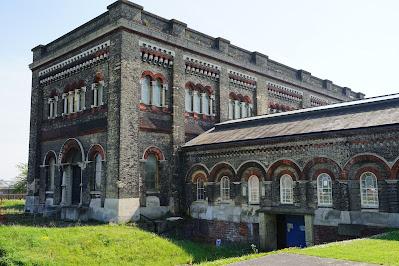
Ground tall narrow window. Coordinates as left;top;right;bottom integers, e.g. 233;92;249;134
47;96;58;119
317;173;332;206
196;177;205;201
47;157;55;191
234;100;241;119
241;102;247;118
152;79;162;107
74;89;81;112
140;76;151;105
220;176;230;201
68;91;74;113
280;174;293;204
94;154;102;191
201;93;210;115
193;91;201;113
228;99;234;119
62;93;68;115
185;89;192;112
80;87;86;110
360;172;379;208
248;175;260;204
145;154;159;191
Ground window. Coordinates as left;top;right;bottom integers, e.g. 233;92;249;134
152;79;162;107
141;76;151;105
360;172;379;208
62;87;86;115
193;91;201;113
47;157;55;191
248;175;260;204
145;154;159;191
241;102;248;118
92;83;103;107
280;174;293;204
317;173;332;206
234;100;241;119
228;99;234;119
201;93;210;115
197;177;205;201
94;154;102;191
220;176;230;201
185;89;192;112
47;96;58;119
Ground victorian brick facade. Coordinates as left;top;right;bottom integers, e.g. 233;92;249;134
27;0;376;249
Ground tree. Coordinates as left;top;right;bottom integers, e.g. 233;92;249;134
13;163;28;193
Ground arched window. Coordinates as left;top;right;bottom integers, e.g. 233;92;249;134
201;93;210;115
94;154;102;191
197;177;205;200
360;172;379;208
220;176;230;201
317;173;332;206
228;99;234;119
145;153;159;191
241;102;248;118
234;100;241;119
141;76;151;105
193;91;201;113
248;175;260;204
185;89;192;112
47;157;56;191
280;174;293;204
152;79;162;107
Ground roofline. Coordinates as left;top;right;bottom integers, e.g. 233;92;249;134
218;93;399;128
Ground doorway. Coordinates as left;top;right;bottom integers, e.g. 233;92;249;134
277;214;306;248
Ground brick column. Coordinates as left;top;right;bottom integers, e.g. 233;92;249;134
304;214;314;246
218;67;229;122
259;212;277;251
255;76;268;116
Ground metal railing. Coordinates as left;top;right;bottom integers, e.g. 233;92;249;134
0;194;26;200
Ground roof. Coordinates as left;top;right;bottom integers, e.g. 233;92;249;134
184;94;399;148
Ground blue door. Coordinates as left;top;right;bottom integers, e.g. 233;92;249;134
285;215;306;247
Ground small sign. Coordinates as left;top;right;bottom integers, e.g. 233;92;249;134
215;239;222;248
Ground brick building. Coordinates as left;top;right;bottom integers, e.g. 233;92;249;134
26;0;394;249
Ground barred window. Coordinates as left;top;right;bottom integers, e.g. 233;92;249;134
196;177;205;201
360;172;379;208
248;175;260;204
220;176;230;201
317;173;332;206
280;174;293;204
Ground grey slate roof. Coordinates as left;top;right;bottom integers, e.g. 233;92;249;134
184;94;399;148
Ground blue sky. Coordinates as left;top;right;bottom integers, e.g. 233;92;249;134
0;0;398;180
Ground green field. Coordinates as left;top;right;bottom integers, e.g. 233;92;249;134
287;231;399;265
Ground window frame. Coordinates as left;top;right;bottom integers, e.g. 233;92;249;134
317;173;333;207
280;174;294;204
220;176;230;201
360;172;379;209
248;175;260;204
196;177;206;201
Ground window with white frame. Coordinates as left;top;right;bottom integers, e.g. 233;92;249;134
47;157;55;191
228;94;253;120
248;175;260;204
201;93;210;115
152;79;162;107
185;86;214;116
360;172;379;208
47;96;58;119
280;174;293;204
62;88;86;115
220;176;230;201
317;173;332;206
185;89;192;112
141;76;151;105
91;82;104;108
196;177;206;201
193;90;201;113
228;99;234;119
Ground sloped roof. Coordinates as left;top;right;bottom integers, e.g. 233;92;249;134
184;94;399;148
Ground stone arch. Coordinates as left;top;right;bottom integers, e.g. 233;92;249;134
87;144;106;161
302;157;341;181
390;157;399;179
58;138;85;165
341;153;390;180
42;150;58;166
267;159;302;181
209;162;237;182
142;146;165;161
237;160;267;181
185;164;210;183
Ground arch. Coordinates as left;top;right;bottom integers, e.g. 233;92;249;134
49;90;58;98
209;162;237;182
243;95;252;104
236;93;244;102
341;153;390;180
302;157;342;181
185;81;195;90
141;70;154;80
280;173;294;204
229;92;237;100
87;144;106;161
204;85;213;95
237;160;267;181
267;159;302;181
42;150;58;166
94;71;104;83
360;171;379;208
185;163;210;183
317;173;333;206
390;157;399;179
142;146;165;161
58;138;85;164
153;73;166;83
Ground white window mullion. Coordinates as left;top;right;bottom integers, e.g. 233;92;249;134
54;96;58;117
91;84;98;107
80;87;86;111
162;84;167;107
74;89;80;112
68;91;74;114
98;82;104;106
62;93;68;115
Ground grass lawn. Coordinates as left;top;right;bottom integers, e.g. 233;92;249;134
0;199;25;210
287;231;399;265
0;200;259;266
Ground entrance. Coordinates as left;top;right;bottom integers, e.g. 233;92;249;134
277;214;306;248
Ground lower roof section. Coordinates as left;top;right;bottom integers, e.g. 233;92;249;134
184;94;399;148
